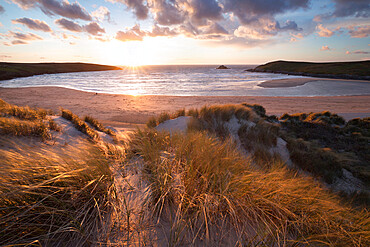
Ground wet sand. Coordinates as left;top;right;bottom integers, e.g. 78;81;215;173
259;77;370;88
0;86;369;128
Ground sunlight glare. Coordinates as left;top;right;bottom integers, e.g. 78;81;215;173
99;38;167;66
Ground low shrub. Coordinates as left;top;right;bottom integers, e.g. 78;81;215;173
238;120;279;151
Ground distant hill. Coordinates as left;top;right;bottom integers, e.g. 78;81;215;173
248;60;370;80
0;62;121;81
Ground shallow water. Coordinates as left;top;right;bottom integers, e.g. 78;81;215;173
1;65;369;96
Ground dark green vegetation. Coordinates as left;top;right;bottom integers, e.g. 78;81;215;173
248;60;370;80
280;112;370;205
0;62;121;81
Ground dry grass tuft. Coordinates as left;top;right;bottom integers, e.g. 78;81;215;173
84;115;115;136
0;98;51;120
61;109;100;141
0;117;51;140
0;139;116;246
48;118;61;132
126;129;370;246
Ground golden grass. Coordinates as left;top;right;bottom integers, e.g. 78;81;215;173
1;100;368;245
127;129;370;245
280;111;346;125
0;98;50;120
61;109;100;141
0;138;116;246
84;115;115;136
0;117;51;140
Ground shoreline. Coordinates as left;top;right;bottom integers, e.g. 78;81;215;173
259;77;370;88
1;86;369;129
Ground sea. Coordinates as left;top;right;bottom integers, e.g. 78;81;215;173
1;65;369;96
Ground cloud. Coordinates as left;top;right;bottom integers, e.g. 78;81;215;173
56;18;106;36
151;0;185;25
320;45;331;51
0;4;5;14
93;36;111;42
105;0;306;45
0;55;12;59
234;19;301;40
115;24;146;41
291;33;304;39
188;0;223;25
314;0;369;21
62;33;78;39
108;0;148;19
116;24;179;41
203;22;229;35
9;31;43;40
279;20;302;31
4;31;43;45
92;6;111;22
346;50;370;55
12;18;52;32
332;0;369;18
55;18;83;32
12;40;28;45
206;35;273;48
221;0;309;25
347;25;370;38
316;24;334;37
148;24;178;37
290;32;304;42
11;0;92;20
84;22;105;36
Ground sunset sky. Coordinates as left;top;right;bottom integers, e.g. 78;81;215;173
0;0;369;65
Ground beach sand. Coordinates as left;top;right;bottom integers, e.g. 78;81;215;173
1;86;369;129
259;77;370;88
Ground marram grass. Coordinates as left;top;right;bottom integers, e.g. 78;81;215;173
0;138;116;246
126;129;370;246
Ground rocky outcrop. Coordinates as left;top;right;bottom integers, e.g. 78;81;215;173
216;65;230;69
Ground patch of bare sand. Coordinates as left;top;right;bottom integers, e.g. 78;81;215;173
1;87;369;129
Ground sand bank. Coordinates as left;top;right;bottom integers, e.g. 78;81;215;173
259;77;370;88
0;86;369;128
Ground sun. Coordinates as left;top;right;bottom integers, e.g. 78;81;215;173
99;39;163;66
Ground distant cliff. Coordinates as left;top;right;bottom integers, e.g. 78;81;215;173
247;60;370;80
0;62;122;81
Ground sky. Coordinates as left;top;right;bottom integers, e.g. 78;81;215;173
0;0;369;65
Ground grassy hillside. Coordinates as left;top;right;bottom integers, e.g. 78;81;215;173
0;62;121;81
249;60;370;80
0;99;369;245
